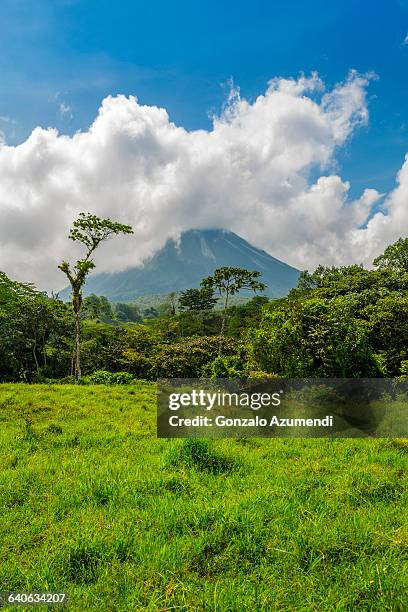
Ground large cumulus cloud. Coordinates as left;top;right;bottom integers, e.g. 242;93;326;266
0;70;406;291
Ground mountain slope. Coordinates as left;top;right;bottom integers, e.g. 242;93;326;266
61;229;300;301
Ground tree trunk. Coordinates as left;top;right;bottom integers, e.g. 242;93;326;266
73;290;82;380
218;293;229;357
218;314;226;357
74;310;81;379
32;341;39;374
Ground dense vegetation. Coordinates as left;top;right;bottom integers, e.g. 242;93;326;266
1;238;408;383
1;238;407;610
0;383;407;610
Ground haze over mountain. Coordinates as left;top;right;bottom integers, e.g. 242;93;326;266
60;229;300;302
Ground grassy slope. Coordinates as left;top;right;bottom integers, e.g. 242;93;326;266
0;384;407;611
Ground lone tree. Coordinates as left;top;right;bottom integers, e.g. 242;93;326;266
59;213;133;379
201;267;266;355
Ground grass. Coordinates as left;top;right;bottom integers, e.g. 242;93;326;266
0;383;407;611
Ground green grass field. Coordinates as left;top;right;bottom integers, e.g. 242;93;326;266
0;383;407;611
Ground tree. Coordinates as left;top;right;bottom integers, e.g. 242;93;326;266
249;295;380;378
168;291;179;315
156;336;239;378
294;264;366;293
373;237;408;274
115;302;142;323
58;213;133;379
82;294;115;322
367;294;408;376
201;267;266;355
227;295;269;338
178;287;217;311
0;272;71;381
143;306;158;319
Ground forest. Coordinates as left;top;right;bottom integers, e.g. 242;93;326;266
1;235;407;384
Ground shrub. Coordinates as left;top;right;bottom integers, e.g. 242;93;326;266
87;370;134;385
203;355;245;379
399;360;408;379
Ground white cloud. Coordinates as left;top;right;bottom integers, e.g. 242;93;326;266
0;70;406;291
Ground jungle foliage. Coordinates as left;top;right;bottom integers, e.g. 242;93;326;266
1;238;407;382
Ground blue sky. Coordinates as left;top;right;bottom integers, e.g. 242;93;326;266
1;0;408;199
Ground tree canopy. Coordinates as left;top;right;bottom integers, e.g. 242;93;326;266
1;237;407;382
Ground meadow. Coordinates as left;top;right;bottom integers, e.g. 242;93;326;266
0;383;407;611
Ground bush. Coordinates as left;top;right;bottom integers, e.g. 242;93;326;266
399;360;408;379
203;355;245;379
87;370;134;385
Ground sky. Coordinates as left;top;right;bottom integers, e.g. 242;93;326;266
1;0;408;290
